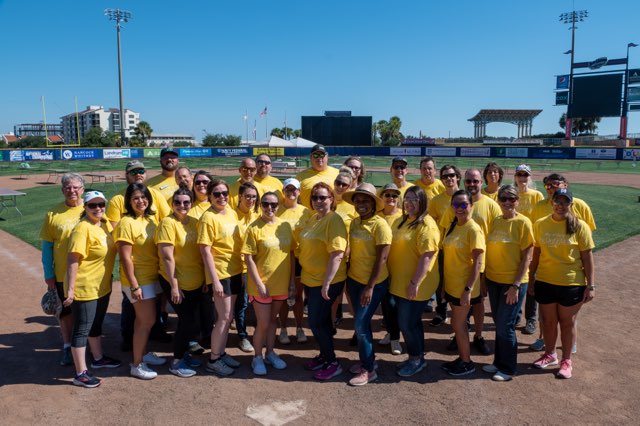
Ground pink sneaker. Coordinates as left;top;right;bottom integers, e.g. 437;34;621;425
313;362;343;381
303;356;325;371
533;352;559;369
349;361;379;374
556;358;572;379
349;369;378;386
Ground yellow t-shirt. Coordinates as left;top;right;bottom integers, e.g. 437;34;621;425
277;204;311;258
481;187;499;201
65;219;116;300
442;220;485;298
295;166;340;209
428;192;452;225
188;199;211;220
254;175;284;201
106;187;170;225
516;189;544;221
335;200;358;231
155;214;204;291
347;215;392;285
196;208;243;281
297;211;348;287
114;215;159;287
533;216;595;286
397;182;415;203
414;178;445;200
146;174;179;201
485;214;534;285
388;215;441;301
531;197;596;231
242;217;294;297
228;179;266;213
377;210;403;228
39;202;84;282
439;195;501;237
237;209;260;273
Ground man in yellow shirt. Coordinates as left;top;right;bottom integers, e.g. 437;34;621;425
254;153;284;201
295;144;340;209
413;156;445;200
146;148;180;201
228;158;266;212
175;165;193;190
389;157;414;200
40;172;85;366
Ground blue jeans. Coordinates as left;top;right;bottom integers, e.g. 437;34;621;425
396;296;427;357
381;292;400;340
234;274;249;339
347;278;388;372
304;281;345;364
486;278;527;375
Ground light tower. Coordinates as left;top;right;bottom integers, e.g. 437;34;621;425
560;10;588;140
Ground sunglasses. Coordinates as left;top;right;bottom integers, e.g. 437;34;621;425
334;181;350;188
452;202;469;209
312;152;327;159
441;173;457;179
211;191;229;198
256;160;271;165
515;173;529;177
403;198;418;204
173;200;192;206
194;180;210;186
392;164;407;170
128;169;145;176
284;186;299;192
261;201;278;209
498;196;517;203
241;167;256;173
347;165;361;170
464;179;481;184
311;195;331;202
383;193;399;199
86;202;106;209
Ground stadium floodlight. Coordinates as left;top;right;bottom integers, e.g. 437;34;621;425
104;8;133;145
559;10;588;140
621;42;638;139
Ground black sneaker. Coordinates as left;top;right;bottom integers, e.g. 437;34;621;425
430;316;444;327
446;336;458;351
73;371;101;388
441;357;462;372
448;360;476;376
473;336;491;355
91;355;122;369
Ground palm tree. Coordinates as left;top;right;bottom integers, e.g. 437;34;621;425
134;121;153;144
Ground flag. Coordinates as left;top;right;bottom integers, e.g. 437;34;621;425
628;43;638;48
259;107;267;118
556;75;569;90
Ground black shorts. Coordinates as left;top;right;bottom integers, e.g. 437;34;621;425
219;274;243;296
445;291;482;307
534;280;585;307
55;281;72;318
294;258;302;278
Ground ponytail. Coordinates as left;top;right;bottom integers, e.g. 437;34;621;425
565;210;580;235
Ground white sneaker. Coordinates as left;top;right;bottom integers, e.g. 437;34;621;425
379;333;391;345
265;351;287;370
296;327;307;343
391;340;402;355
130;362;157;380
279;328;291;345
252;356;267;375
143;352;167;366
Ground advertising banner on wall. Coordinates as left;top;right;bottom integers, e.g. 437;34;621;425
390;147;422;156
24;150;55;161
460;147;491;157
401;138;436;146
213;147;251;157
494;147;529;158
424;147;457;157
9;150;24;161
103;149;131;159
530;148;571;159
144;148;162;158
178;148;211;158
622;149;640;160
60;149;100;160
575;148;617;160
628;87;640;103
253;147;284;156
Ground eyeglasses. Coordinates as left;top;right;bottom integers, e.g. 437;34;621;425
311;195;331;202
194;180;210;186
86;202;106;209
256;160;271;165
392;164;407;170
211;191;229;198
173;200;192;206
243;194;258;200
403;198;419;204
441;173;457;179
452;202;469;209
498;196;517;203
312;152;326;159
464;179;481;184
383;193;399;199
241;167;256;173
334;181;350;188
347;164;361;171
261;201;278;209
128;169;145;176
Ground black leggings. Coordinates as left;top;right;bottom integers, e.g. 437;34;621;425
71;292;111;348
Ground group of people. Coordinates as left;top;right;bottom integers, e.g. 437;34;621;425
40;144;596;388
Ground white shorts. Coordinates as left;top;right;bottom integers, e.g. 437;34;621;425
123;282;162;303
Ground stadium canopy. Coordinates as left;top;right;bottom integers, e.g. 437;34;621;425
468;109;542;138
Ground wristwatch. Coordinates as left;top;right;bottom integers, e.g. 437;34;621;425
511;284;521;290
463;286;472;292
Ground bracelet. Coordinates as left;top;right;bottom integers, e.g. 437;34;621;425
587;285;595;290
131;287;141;292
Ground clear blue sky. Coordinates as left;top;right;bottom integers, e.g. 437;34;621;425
2;0;639;140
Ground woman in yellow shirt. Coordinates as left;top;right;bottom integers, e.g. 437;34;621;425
243;192;295;375
441;189;485;377
529;188;595;379
197;179;243;377
484;185;534;381
156;188;206;378
344;183;391;386
343;156;365;187
276;178;311;345
63;191;118;388
481;162;503;201
188;170;212;220
298;182;347;381
388;186;440;378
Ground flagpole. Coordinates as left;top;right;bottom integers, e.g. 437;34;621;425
284;111;287;140
244;110;248;143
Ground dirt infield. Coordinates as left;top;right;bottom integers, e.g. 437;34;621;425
1;169;639;425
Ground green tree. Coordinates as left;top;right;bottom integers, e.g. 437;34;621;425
202;133;240;146
82;127;105;147
270;128;284;138
375;116;403;144
133;121;153;144
103;131;121;147
173;141;192;147
559;113;601;136
127;136;147;147
223;134;241;146
12;136;47;148
292;129;302;138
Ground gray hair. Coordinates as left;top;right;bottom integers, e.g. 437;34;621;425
175;165;191;175
498;184;519;200
61;173;85;187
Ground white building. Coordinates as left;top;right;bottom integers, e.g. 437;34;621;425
147;134;196;147
61;105;140;142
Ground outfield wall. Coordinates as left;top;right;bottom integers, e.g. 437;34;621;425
1;146;640;162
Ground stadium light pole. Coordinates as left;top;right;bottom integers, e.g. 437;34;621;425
105;8;132;146
621;42;638;139
560;10;588;140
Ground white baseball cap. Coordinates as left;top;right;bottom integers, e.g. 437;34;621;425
83;191;106;204
283;178;301;189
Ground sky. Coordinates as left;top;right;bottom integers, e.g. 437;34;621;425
2;0;640;141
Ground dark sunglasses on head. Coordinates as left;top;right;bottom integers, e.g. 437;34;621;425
86;202;106;209
498;196;517;203
256;160;271;165
392;164;407;170
383;193;399;199
261;201;278;209
441;173;457;179
194;180;210;186
211;190;229;198
128;169;145;176
312;152;326;159
311;195;330;202
452;202;469;209
173;200;192;206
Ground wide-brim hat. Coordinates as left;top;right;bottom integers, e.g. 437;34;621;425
343;182;384;211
